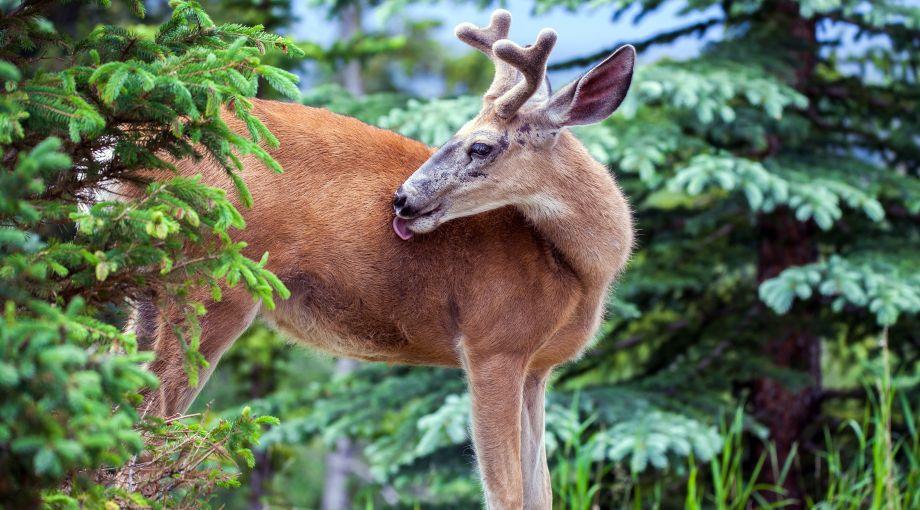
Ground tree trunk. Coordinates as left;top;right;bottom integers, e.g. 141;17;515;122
753;209;821;507
322;358;359;510
338;3;365;96
247;360;274;510
749;2;821;506
247;448;273;510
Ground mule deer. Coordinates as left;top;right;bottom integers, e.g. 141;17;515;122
128;9;635;509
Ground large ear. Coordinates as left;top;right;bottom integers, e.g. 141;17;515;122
545;45;636;127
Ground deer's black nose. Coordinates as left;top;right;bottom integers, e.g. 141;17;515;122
393;189;408;209
393;187;415;217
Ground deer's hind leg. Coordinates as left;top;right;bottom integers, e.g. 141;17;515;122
133;287;259;417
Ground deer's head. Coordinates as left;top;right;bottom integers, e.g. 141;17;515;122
393;10;635;240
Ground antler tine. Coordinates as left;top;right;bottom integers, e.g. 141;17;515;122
454;9;511;57
455;10;521;104
492;28;558;119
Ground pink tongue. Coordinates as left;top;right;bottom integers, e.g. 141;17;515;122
393;216;414;240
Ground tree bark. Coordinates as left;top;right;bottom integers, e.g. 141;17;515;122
748;2;821;506
753;209;821;507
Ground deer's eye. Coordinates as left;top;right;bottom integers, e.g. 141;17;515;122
469;142;493;158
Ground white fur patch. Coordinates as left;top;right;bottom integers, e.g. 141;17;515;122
521;193;568;220
440;199;515;223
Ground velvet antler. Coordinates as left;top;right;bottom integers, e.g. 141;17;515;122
456;10;558;118
454;9;511;57
492;29;557;118
455;10;522;105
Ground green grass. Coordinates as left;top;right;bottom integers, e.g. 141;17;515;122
808;332;919;510
551;407;606;510
547;333;917;509
683;409;795;510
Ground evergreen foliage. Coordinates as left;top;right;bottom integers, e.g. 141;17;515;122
0;0;300;506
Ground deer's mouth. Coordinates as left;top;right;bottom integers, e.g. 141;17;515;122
393;203;444;240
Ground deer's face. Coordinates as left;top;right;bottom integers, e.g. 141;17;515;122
391;10;634;241
392;113;556;239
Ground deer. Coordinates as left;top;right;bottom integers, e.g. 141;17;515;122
125;9;635;509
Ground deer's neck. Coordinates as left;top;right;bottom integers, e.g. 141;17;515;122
518;133;633;286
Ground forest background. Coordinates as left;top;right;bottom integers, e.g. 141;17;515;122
0;0;916;508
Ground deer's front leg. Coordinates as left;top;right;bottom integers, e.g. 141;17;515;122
521;371;552;510
462;347;528;509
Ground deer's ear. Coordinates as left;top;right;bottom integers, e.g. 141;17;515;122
545;45;635;127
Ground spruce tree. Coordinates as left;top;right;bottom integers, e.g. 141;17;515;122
0;0;302;506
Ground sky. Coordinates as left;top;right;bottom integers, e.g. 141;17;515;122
290;0;722;93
